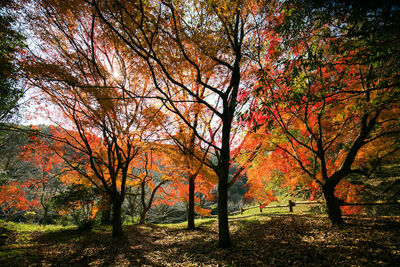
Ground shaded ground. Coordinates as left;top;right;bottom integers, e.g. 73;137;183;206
1;214;399;266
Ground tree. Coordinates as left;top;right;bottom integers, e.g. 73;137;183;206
0;0;26;210
245;0;400;224
0;127;44;221
130;149;171;224
88;0;273;248
162;82;216;229
52;183;99;230
19;132;64;224
0;0;25;123
0;180;38;220
23;1;164;237
158;143;216;221
0;128;33;185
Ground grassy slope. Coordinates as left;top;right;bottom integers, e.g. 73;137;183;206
1;214;400;266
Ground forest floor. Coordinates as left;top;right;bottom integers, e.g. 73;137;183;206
1;214;399;266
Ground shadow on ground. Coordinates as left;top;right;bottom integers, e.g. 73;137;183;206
1;215;399;266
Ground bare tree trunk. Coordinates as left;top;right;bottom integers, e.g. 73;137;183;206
187;175;195;229
323;184;344;225
217;166;231;248
218;118;233;248
40;194;48;225
111;197;123;238
101;196;111;225
139;209;148;225
42;207;48;225
216;61;240;248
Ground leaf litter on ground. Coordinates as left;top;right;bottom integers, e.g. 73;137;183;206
0;214;399;266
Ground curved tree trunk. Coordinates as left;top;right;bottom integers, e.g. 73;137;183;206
323;184;344;225
40;194;48;225
187;175;195;229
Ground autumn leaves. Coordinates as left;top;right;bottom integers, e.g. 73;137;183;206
10;0;400;249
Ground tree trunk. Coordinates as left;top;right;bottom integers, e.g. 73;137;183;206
216;87;237;248
187;175;195;229
40;194;48;225
323;184;344;225
111;198;123;238
128;196;137;224
42;207;48;225
101;198;111;225
217;165;231;248
139;208;148;224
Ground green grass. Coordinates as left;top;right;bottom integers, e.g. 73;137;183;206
157;198;321;228
0;220;77;251
0;199;319;234
0;220;75;233
158;217;217;228
229;198;317;219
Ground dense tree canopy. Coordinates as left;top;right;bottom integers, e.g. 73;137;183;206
0;0;398;251
83;0;275;248
22;0;167;237
241;0;400;224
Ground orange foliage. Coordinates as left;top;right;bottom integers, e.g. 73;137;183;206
0;181;39;212
335;180;364;215
152;144;216;215
237;11;400;215
19;132;64;181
